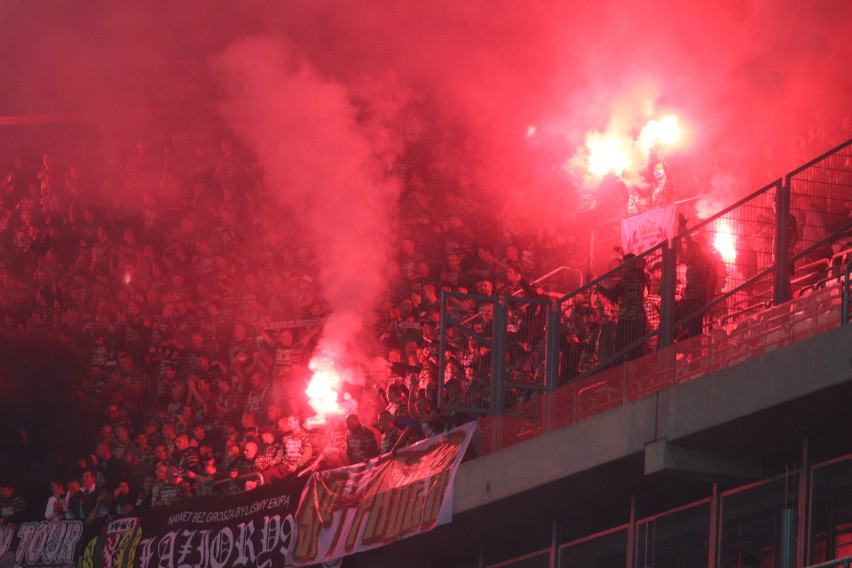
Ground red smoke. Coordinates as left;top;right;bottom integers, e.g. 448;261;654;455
0;0;850;416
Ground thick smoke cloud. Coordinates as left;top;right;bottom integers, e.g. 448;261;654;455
2;0;849;199
1;0;850;406
213;37;404;406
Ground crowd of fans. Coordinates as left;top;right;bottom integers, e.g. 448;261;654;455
0;120;590;531
1;118;849;535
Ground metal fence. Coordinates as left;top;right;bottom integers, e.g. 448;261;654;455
439;291;502;417
443;138;852;450
486;549;553;568
718;472;800;568
475;449;852;568
559;525;628;568
809;455;852;565
635;499;712;568
788;140;852;292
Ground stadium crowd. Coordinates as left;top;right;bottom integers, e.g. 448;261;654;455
0;121;589;530
1;118;849;535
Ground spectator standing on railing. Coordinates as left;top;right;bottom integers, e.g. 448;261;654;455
69;470;98;521
597;254;649;362
93;442;127;491
236;441;261;476
187;453;221;497
253;426;284;471
279;416;314;476
244;370;270;420
399;237;427;286
345;414;379;465
0;482;27;528
675;214;715;339
151;463;187;508
62;480;83;521
172;433;200;478
377;410;403;454
112;481;135;517
132;476;155;513
112;424;135;461
44;479;69;520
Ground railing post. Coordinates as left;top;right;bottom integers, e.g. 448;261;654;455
708;483;718;568
491;296;508;414
438;290;449;409
543;305;561;433
546;305;560;393
626;494;636;568
659;239;677;348
775;182;792;305
799;438;809;568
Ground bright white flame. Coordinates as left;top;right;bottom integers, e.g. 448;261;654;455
713;219;737;263
306;356;344;424
639;114;680;151
526;125;537;138
586;133;630;177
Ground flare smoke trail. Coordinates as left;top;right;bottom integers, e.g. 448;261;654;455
214;38;403;415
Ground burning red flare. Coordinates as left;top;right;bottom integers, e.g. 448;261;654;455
305;356;345;425
713;219;737;264
639;114;680;150
586;133;630;177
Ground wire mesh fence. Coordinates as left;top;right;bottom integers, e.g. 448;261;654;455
486;549;553;568
439;138;852;451
559;526;628;568
475;450;852;568
788;139;852;287
635;500;712;568
718;472;800;568
809;455;852;565
440;291;501;416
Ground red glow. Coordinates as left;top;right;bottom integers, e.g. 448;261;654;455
639;115;680;150
305;356;345;425
586;133;630;177
582;114;685;182
713;219;737;264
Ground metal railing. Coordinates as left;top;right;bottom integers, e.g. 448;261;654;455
477;451;852;567
210;471;265;495
808;558;852;568
440;138;852;452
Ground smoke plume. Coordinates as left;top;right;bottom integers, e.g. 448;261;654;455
213;37;404;414
0;0;850;411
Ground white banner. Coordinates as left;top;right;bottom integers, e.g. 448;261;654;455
620;204;677;254
294;422;477;566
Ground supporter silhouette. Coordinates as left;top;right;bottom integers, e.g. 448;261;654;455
675;214;714;339
345;414;379;464
596;253;649;362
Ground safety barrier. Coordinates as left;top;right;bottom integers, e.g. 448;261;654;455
479;453;852;567
210;471;265;495
448;138;852;454
476;275;846;454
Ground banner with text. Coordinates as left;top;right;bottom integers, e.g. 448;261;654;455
0;520;85;568
621;204;677;254
134;479;305;568
294;422;477;566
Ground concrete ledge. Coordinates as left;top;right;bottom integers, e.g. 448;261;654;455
454;394;658;513
453;324;852;515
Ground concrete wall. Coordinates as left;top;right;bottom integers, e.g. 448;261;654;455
453;323;852;516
